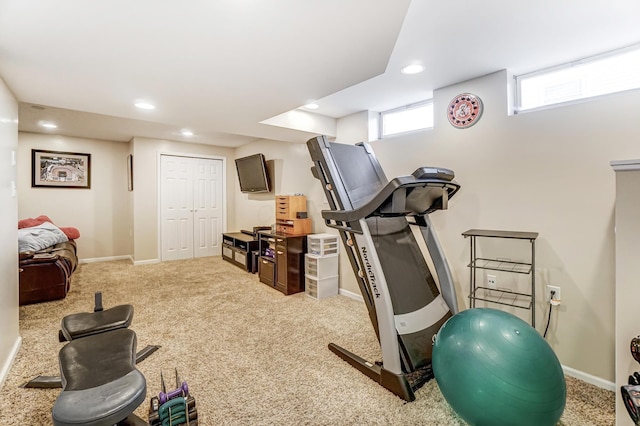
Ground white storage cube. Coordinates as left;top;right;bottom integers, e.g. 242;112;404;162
307;233;339;256
305;275;339;299
305;254;339;279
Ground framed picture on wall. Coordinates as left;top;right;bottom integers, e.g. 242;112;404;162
32;149;91;188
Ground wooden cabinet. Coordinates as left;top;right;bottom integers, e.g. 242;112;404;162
258;231;307;295
222;232;259;273
275;240;288;293
275;195;311;235
275;218;312;235
258;256;275;286
276;195;307;220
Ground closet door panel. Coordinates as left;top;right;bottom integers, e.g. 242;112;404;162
161;155;194;261
193;158;223;258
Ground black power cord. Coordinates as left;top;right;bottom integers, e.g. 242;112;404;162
543;290;556;338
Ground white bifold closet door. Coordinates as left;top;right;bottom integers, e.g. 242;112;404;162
160;155;223;261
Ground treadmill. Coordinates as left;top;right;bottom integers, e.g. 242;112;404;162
307;135;460;401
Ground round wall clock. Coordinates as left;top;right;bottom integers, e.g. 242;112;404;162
447;93;483;129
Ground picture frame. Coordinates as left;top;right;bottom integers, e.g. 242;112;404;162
127;154;133;191
32;149;91;188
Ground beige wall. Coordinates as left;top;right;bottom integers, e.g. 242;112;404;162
16;134;237;264
231;138;367;296
0;77;20;387
233;139;321;232
17;133;131;260
131;137;235;263
345;70;640;384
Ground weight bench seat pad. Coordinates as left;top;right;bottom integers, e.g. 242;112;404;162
52;328;146;426
60;304;134;340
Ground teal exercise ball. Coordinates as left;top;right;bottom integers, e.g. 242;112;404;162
432;308;566;426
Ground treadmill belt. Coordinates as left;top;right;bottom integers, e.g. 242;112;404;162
366;216;439;315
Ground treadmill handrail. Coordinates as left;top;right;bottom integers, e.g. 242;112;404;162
320;173;460;223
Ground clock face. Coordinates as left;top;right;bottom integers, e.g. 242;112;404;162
447;93;483;128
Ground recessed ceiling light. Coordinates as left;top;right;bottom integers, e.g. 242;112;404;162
135;101;155;110
304;103;319;110
401;64;425;75
181;129;194;136
40;122;57;129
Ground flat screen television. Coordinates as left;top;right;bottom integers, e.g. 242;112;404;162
235;153;271;193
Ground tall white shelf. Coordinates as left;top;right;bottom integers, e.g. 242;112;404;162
305;234;339;299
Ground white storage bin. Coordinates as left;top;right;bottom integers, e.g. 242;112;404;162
305;254;339;279
305;275;339;299
307;233;339;256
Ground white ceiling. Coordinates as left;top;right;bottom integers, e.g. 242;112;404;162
2;0;640;148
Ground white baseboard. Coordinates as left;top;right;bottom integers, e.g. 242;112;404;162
79;255;133;264
79;256;160;266
339;288;363;302
132;258;160;266
338;287;614;392
562;365;615;391
0;336;22;390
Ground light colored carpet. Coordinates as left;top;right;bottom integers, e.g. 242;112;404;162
0;257;614;425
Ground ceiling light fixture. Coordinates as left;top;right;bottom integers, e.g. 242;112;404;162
134;101;155;110
40;122;57;129
401;64;425;75
304;103;319;110
181;129;194;136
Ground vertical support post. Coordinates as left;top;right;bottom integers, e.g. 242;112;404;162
469;236;476;309
94;291;103;312
531;238;536;327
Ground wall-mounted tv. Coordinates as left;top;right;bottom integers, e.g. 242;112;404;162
235;153;271;193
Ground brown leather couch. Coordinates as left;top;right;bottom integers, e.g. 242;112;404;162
19;240;78;306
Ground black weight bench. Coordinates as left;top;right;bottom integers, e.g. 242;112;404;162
59;292;158;361
59;292;133;341
22;292;159;389
52;328;147;426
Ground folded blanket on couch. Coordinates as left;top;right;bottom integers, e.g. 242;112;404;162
18;222;69;253
18;215;80;240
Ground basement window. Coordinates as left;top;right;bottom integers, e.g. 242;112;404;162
516;44;640;112
379;100;433;138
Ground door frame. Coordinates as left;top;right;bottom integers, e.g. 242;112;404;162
157;151;227;262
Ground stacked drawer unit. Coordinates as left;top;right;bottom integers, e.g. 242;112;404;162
305;233;339;299
276;195;312;235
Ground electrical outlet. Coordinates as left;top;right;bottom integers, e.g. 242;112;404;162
547;285;561;303
487;274;497;289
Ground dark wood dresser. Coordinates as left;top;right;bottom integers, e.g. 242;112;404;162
257;231;307;295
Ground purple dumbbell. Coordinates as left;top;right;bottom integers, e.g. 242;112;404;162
159;381;188;405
